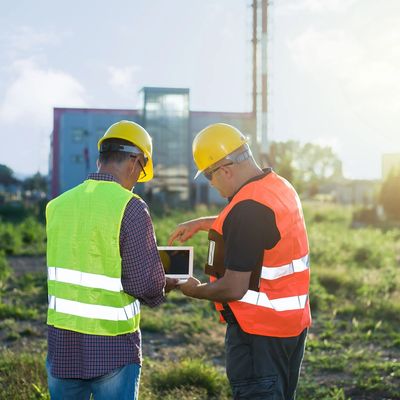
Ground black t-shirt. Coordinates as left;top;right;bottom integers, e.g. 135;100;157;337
222;171;281;272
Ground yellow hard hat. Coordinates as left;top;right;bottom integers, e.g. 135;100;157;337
192;123;248;178
98;120;153;182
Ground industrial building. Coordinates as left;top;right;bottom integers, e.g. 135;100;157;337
49;87;256;206
49;2;270;206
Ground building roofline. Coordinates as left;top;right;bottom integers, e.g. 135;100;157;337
53;107;254;119
139;86;190;93
190;110;254;119
53;107;139;114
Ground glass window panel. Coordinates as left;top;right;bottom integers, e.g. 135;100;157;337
72;129;88;143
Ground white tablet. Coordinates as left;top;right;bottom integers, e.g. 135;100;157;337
158;246;193;283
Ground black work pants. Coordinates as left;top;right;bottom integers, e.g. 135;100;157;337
225;324;307;400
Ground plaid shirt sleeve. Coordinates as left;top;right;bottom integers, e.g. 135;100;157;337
120;196;166;307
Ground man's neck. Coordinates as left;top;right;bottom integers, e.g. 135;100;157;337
97;165;126;187
232;164;264;193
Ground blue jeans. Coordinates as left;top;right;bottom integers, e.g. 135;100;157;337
46;359;141;400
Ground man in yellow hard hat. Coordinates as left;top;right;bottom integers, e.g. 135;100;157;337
46;120;177;400
169;123;311;400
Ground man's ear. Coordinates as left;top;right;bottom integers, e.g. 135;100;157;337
223;164;234;179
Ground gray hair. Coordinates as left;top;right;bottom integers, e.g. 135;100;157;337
225;144;253;164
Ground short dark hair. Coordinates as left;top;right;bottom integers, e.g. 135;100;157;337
98;138;133;164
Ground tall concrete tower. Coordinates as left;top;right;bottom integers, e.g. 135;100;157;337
252;0;269;162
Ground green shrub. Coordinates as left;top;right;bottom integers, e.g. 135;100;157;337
303;203;352;226
0;303;38;320
0;218;46;255
17;217;46;255
0;202;30;222
0;223;22;254
352;207;380;225
150;358;230;399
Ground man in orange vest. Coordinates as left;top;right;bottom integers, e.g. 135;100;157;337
169;123;311;400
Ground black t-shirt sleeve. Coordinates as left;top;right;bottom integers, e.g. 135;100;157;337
222;200;281;272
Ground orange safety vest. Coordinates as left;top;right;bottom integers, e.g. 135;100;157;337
205;171;311;337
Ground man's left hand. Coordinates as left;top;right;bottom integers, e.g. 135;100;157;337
165;277;180;293
179;276;202;298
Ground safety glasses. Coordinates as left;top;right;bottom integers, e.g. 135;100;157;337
130;155;147;178
204;162;233;181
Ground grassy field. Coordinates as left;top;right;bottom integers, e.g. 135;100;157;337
0;203;399;399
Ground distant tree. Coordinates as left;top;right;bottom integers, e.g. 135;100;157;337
268;141;297;183
380;169;400;219
22;172;48;192
268;141;343;195
0;164;19;186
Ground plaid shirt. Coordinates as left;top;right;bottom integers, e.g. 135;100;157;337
47;173;166;379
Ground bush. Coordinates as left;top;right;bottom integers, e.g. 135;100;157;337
0;223;22;254
17;217;46;254
150;358;230;399
0;202;30;222
0;218;46;255
352;207;380;225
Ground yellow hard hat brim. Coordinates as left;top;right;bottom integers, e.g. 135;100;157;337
194;170;202;180
137;158;153;182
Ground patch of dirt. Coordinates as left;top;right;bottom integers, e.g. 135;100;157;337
7;256;46;276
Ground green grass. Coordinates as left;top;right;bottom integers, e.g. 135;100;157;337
0;203;399;399
0;349;49;400
144;358;230;399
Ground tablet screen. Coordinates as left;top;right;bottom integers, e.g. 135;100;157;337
157;246;193;278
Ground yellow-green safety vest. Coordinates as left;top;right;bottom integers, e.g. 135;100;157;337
46;179;141;336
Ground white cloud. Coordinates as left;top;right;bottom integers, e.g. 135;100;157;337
0;58;87;127
289;29;362;79
8;26;60;52
0;25;64;63
0;59;87;174
314;136;341;153
288;26;400;134
277;0;358;14
107;65;140;96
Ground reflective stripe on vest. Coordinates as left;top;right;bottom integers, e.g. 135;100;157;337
48;295;140;321
260;255;309;281
48;266;123;292
239;290;308;311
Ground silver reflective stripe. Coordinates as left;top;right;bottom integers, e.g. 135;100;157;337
48;267;123;292
260;255;309;281
48;296;140;321
239;290;308;311
208;241;215;266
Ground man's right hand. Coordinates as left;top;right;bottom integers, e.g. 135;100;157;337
168;217;216;245
168;220;199;245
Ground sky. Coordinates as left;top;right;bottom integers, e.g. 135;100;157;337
0;0;399;179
